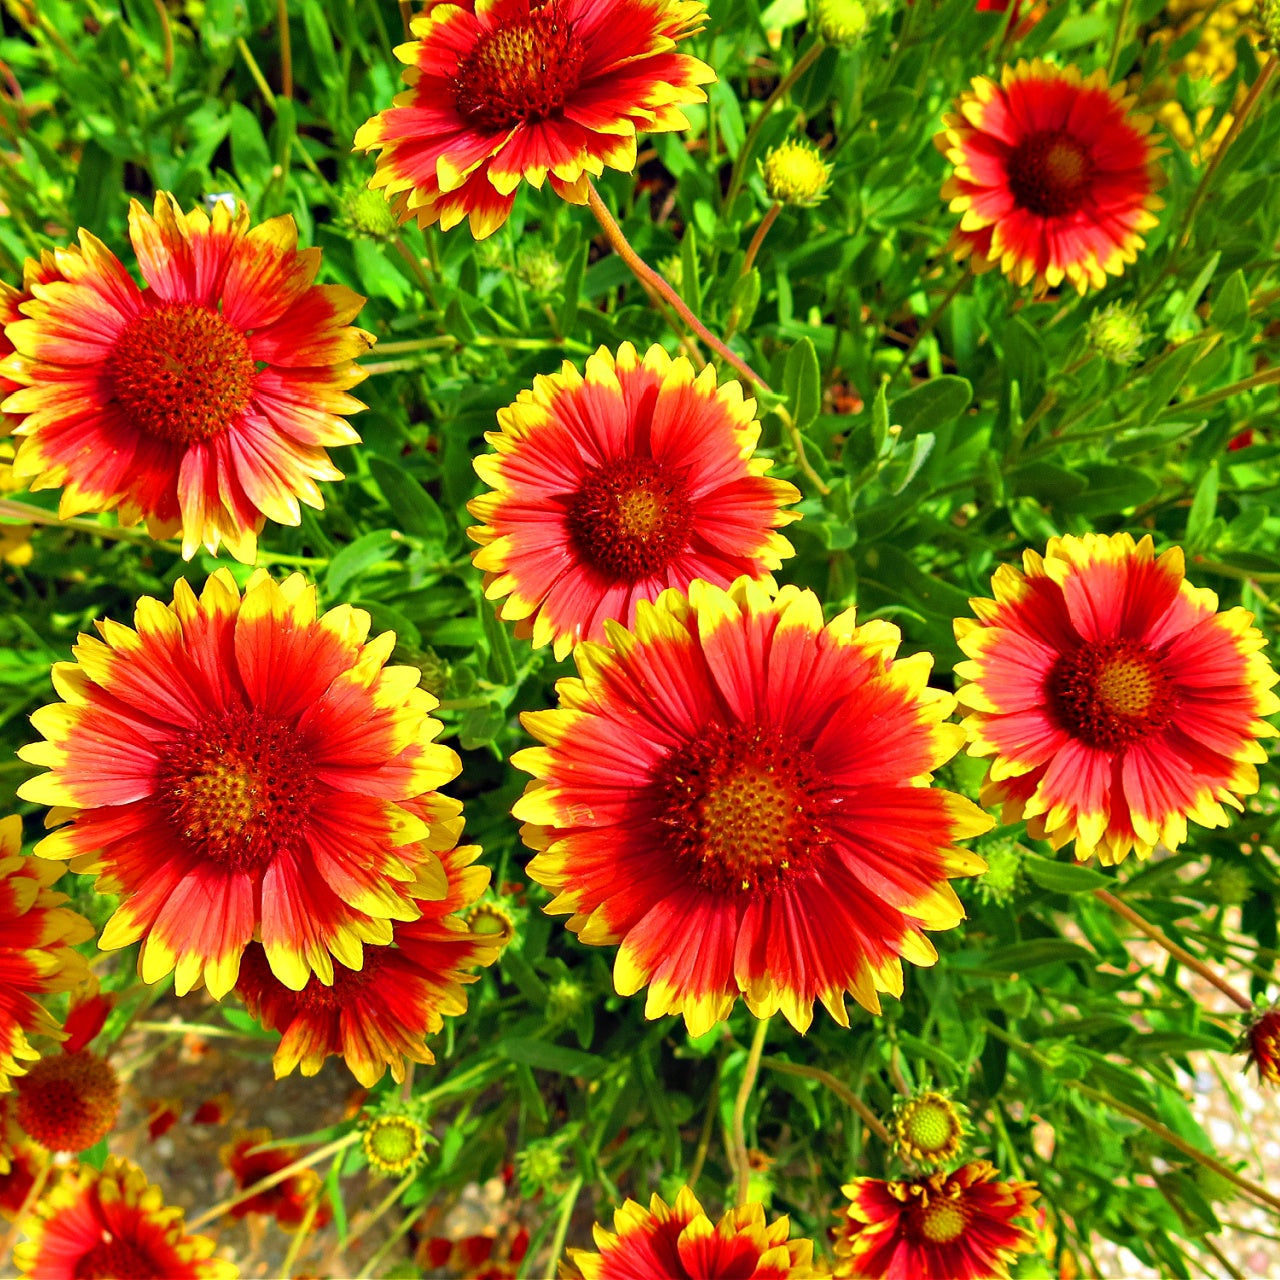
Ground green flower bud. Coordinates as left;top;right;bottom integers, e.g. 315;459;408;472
814;0;870;47
517;244;566;296
1083;302;1147;365
516;1139;564;1194
546;975;589;1023
337;184;400;243
974;839;1025;906
1260;0;1280;49
759;140;831;208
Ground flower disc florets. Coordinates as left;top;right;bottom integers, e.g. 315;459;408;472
1083;302;1147;364
892;1091;967;1167
760;140;831;207
363;1111;428;1176
814;0;870;46
15;1050;121;1153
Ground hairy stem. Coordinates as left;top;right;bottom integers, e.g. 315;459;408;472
1094;888;1253;1011
586;181;772;392
760;1057;892;1144
724;41;826;211
732;1016;771;1205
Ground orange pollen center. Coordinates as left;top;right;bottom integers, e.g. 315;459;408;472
451;5;587;132
654;723;828;894
159;711;315;873
918;1198;967;1244
1007;128;1094;217
74;1236;159;1280
565;456;693;582
1048;639;1174;752
110;302;255;444
15;1050;121;1153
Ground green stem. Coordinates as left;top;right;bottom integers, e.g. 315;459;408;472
886;270;970;392
544;1175;584;1278
687;1055;722;1190
1157;365;1280;420
983;1021;1280;1214
1105;0;1133;82
732;1016;771;1206
350;1170;419;1277
723;41;826;212
187;1133;360;1229
1175;57;1277;257
760;1057;892;1144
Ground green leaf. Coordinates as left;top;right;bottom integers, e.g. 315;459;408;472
558;235;588;335
728;268;761;334
302;0;342;90
1165;251;1221;341
368;456;448;544
325;529;398;599
1066;464;1159;516
783;337;823;431
1023;855;1111;894
890;375;972;441
679;222;702;315
229;102;271;187
1211;269;1250;337
499;1039;608;1078
985;940;1095;971
1184;462;1219;552
481;599;517;686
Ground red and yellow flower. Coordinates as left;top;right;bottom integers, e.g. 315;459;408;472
514;577;990;1037
468;343;800;660
0;815;94;1090
235;816;502;1086
353;0;714;238
835;1161;1037;1280
0;193;371;561
1244;1007;1280;1087
955;533;1280;865
564;1186;819;1279
220;1127;331;1232
0;1095;48;1219
936;60;1163;294
12;1156;236;1279
18;569;463;999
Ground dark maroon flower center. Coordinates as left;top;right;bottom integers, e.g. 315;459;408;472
451;5;587;133
74;1237;159;1280
565;456;693;582
159;710;316;872
652;722;829;894
1047;639;1174;751
1007;128;1094;217
110;301;255;444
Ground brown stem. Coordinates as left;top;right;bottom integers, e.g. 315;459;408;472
149;0;174;76
276;0;292;99
585;181;772;393
723;41;826;212
398;0;415;39
741;202;781;278
1094;888;1253;1011
731;1016;771;1206
760;1057;892;1145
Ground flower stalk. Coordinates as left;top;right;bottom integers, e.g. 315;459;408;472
1094;888;1253;1012
585;181;772;392
761;1056;892;1145
732;1015;772;1205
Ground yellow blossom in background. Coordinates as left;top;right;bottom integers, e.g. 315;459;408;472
1148;0;1257;162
